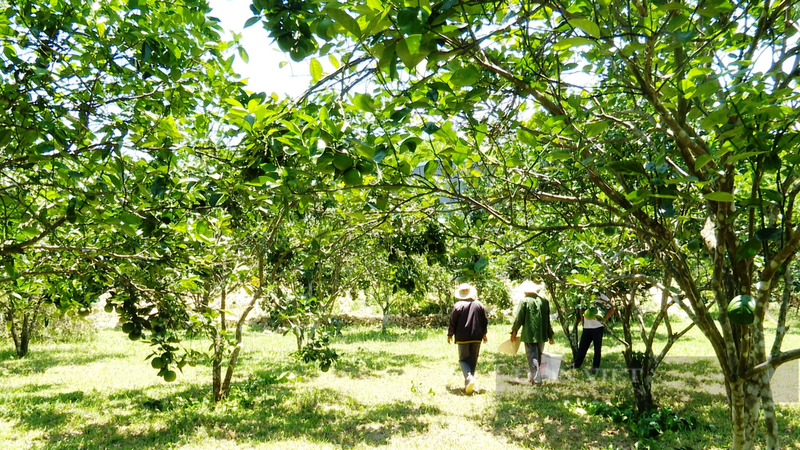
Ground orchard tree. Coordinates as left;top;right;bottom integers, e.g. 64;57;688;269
252;0;800;447
0;0;241;356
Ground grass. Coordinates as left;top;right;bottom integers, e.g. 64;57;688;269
1;317;799;450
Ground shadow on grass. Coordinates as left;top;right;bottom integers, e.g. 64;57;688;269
333;348;433;379
488;350;738;449
336;327;441;344
0;390;91;431
33;381;440;449
0;349;130;376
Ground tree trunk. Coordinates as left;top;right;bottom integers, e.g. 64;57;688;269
544;282;579;361
212;330;223;403
221;263;263;399
629;367;655;413
212;284;227;404
7;309;33;358
727;335;780;450
5;295;46;358
294;327;304;351
381;292;391;334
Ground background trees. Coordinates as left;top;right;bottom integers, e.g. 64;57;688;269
4;0;800;447
248;1;800;448
0;0;241;357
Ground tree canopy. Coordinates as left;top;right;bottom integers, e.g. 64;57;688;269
3;1;800;448
245;1;800;448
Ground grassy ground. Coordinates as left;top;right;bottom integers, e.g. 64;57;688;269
1;318;799;450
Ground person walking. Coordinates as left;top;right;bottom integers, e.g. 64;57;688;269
510;280;554;385
570;292;615;374
447;282;488;394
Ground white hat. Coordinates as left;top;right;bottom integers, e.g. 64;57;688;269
518;280;547;298
454;283;477;300
595;293;609;301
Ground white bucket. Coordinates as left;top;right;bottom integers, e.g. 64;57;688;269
541;352;562;380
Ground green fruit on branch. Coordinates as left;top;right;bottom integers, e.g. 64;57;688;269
584;307;599;320
163;370;177;382
727;295;756;325
333;153;354;171
343;168;362;186
151;357;164;369
356;158;376;175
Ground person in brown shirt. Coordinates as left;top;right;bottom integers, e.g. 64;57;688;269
448;282;488;394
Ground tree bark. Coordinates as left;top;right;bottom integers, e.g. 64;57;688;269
212;330;222;403
629;367;655;413
381;291;391;334
6;301;40;358
544;282;579;361
212;283;226;404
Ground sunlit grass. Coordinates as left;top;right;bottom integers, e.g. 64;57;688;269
1;318;799;449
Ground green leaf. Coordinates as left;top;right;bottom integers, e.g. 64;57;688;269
725;151;765;165
422;122;440;135
244;16;260;28
735;238;761;262
237;46;249;64
396;38;428;70
694;154;713;171
66;198;77;223
404;34;422;55
390;108;410;123
450;66;480;87
585;121;608;137
569;19;600;38
0;129;11;147
473;257;488;273
554;37;594;51
691;80;719;99
548;151;571;161
397;7;429;35
755;228;782;242
243;114;255;130
326;8;361;37
607;160;646;175
517;129;537;146
625;189;651;203
762;189;783;203
454;247;473;258
310;58;323;82
4;256;17;280
328;53;340;69
567;273;592;285
401;137;422;152
352;93;375;112
704;192;735;202
673;30;695;43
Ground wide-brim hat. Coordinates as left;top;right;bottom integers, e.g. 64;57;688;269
518;280;547;298
454;283;477;300
595;293;610;301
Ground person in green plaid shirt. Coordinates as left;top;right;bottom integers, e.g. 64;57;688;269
510;280;555;385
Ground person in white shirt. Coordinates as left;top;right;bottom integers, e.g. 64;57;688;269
570;293;614;374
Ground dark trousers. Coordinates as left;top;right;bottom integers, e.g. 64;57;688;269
458;342;481;379
573;327;604;370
